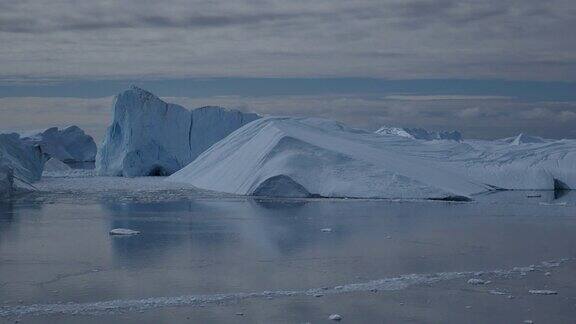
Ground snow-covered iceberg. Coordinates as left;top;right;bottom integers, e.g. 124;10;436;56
167;117;489;199
168;117;576;199
376;126;462;141
0;133;45;183
21;126;97;162
96;86;260;177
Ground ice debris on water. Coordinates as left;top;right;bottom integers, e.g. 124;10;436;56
329;314;342;321
321;228;333;233
528;290;557;295
467;278;490;285
109;228;140;235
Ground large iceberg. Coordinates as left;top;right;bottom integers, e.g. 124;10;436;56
167;117;576;199
21;126;97;162
96;86;260;177
376;126;462;141
0;133;45;184
168;117;488;199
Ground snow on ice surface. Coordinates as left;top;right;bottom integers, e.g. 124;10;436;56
0;258;568;317
43;157;72;173
168;117;576;199
0;132;44;183
376;126;462;141
96;86;260;177
21;126;97;162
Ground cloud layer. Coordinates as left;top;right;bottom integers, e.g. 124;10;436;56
2;94;575;142
1;0;575;81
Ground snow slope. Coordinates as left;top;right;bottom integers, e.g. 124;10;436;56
0;133;45;183
96;86;260;177
500;133;548;145
43;157;72;172
168;117;489;199
376;126;462;141
21;126;97;162
168;117;576;199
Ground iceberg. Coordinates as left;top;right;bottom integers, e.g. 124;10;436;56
0;133;45;183
96;86;260;177
0;165;14;198
168;117;488;199
43;157;72;173
21;126;97;162
376;126;462;141
168;117;576;199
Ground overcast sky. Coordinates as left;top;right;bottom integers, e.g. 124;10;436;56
1;0;575;139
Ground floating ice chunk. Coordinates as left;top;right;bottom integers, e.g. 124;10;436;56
321;228;333;233
329;314;342;321
528;290;557;295
467;278;490;285
539;202;567;207
109;228;140;236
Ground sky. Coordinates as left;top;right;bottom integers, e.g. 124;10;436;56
1;0;575;140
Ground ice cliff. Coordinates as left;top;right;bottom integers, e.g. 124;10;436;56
96;86;260;177
168;117;576;199
0;133;45;188
21;126;97;162
376;126;462;141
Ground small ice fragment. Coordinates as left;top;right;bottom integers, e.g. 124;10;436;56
524;320;534;324
539;202;567;207
235;312;244;316
109;228;140;235
526;194;541;198
321;228;332;233
467;278;490;285
329;314;342;321
489;290;507;295
529;290;557;295
314;294;324;297
544;272;551;276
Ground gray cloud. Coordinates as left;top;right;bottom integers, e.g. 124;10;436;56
2;94;575;142
0;0;575;80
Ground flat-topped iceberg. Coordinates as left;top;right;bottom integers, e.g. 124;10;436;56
167;117;576;199
96;86;260;177
21;126;97;162
376;126;462;141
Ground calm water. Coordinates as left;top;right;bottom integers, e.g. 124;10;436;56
1;191;576;323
